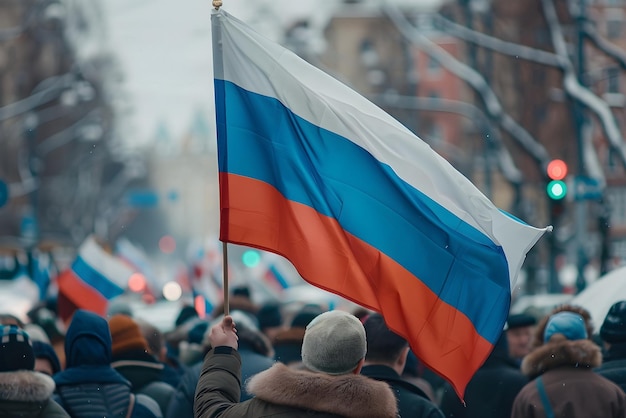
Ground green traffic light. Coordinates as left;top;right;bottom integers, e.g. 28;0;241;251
242;250;261;267
547;180;567;200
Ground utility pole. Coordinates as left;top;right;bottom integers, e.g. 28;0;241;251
573;0;588;293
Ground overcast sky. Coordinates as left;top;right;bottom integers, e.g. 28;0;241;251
101;0;442;145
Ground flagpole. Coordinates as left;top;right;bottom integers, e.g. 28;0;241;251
212;0;226;314
222;241;229;315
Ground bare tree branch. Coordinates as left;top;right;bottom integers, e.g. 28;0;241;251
542;0;626;176
582;21;626;71
373;93;523;184
434;14;566;67
383;3;552;171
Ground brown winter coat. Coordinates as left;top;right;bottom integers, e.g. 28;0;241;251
194;346;398;418
511;335;626;418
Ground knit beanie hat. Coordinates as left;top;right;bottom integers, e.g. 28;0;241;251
301;310;366;375
23;323;51;344
32;340;61;375
109;314;148;355
0;325;35;372
543;311;588;343
600;301;626;343
506;313;537;330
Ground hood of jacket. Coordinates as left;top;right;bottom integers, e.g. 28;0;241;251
521;334;602;378
65;309;112;368
0;371;55;402
246;362;398;418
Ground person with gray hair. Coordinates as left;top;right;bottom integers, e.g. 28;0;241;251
194;310;398;418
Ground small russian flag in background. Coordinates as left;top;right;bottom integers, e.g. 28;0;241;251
57;235;134;322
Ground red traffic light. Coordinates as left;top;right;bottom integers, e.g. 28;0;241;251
547;159;568;180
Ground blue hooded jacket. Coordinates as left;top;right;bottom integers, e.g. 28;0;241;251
53;309;162;417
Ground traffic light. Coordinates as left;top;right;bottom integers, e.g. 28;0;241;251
547;180;567;200
546;159;568;201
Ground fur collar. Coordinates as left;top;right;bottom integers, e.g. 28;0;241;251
247;363;398;418
0;371;55;402
521;335;602;378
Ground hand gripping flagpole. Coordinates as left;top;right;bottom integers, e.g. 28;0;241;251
213;0;222;10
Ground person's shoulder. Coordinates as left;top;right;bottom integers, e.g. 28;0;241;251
140;380;176;396
43;398;71;417
596;358;626;372
133;393;163;418
361;366;431;401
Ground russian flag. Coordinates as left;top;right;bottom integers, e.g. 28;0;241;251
211;9;549;398
57;235;134;322
264;263;290;293
190;259;222;318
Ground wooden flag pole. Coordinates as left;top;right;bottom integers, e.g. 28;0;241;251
213;0;225;314
222;241;229;315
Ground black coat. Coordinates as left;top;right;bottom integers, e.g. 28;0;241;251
440;334;527;418
112;349;176;415
595;342;626;393
360;365;444;418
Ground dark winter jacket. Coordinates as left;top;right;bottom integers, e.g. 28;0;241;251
112;349;176;414
440;333;527;418
0;370;69;417
165;340;275;417
511;335;626;418
194;347;398;418
596;341;626;393
361;364;444;418
53;310;162;418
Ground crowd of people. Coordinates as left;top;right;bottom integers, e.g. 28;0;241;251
2;285;626;417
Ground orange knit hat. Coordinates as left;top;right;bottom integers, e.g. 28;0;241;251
108;314;148;355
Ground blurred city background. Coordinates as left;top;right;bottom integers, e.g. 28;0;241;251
1;0;626;327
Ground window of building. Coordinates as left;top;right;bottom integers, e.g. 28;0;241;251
606;66;621;93
608;188;626;226
608;147;618;172
534;104;548;123
606;9;624;39
359;39;379;68
427;57;441;75
428;123;443;146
